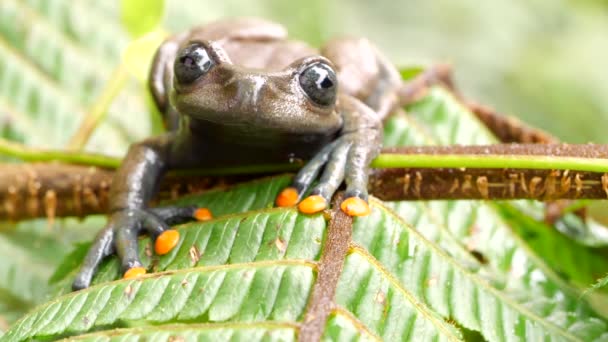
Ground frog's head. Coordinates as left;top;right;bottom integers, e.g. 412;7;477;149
171;40;342;135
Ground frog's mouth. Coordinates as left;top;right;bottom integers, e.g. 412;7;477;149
174;88;343;136
189;117;340;152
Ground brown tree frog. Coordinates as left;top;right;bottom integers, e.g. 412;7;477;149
73;18;408;290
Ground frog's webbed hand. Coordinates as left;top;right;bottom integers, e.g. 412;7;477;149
72;137;212;291
276;95;382;217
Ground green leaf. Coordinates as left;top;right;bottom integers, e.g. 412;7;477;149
586;274;608;296
8;208;462;341
7;87;608;342
387;88;608;315
8;189;608;341
63;323;298;342
356;201;608;341
120;0;165;38
3;1;608;340
170;175;292;216
0;216;104;321
0;0;150;154
399;66;426;81
4;262;314;341
496;203;608;301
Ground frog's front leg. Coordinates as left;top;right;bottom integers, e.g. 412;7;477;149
72;136;209;290
277;95;382;216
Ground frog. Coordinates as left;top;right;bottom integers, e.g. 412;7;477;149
71;17;429;290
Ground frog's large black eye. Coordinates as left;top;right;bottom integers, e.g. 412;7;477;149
298;63;337;106
174;43;215;84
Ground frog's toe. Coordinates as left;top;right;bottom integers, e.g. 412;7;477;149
73;206;209;290
276;187;300;207
340;196;371;217
123;266;147;279
150;206;213;225
148;206;212;255
277;140;340;208
340;141;374;217
193;207;213;221
296;142;350;215
155;229;180;255
298;195;328;214
72;225;115;291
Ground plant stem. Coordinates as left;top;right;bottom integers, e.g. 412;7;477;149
373;154;608;173
3;162;608;221
376;144;608;172
0;138;120;168
67;65;129;150
5;139;608;172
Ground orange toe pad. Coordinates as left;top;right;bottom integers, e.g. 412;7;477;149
155;229;180;255
123;267;146;279
341;197;371;217
276;187;299;207
298;195;327;214
194;208;213;221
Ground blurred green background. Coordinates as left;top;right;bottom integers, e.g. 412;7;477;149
163;0;608;143
1;0;607;154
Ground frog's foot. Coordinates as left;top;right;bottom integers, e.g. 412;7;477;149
276;135;374;217
72;205;212;291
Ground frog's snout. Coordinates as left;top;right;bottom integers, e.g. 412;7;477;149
231;75;270;111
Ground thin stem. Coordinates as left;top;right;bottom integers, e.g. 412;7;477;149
4;140;608;173
372;154;608;173
0;137;120;168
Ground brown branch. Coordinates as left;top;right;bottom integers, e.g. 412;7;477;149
369;168;606;201
2;143;608;221
299;195;352;342
0;163;250;222
465;101;558;144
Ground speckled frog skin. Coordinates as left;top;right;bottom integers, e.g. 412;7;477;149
73;18;404;290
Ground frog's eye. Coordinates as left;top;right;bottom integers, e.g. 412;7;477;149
298;63;337;106
174;43;215;84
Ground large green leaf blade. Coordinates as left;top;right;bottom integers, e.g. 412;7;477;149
388;88;608;308
7;206;463;341
0;0;151;154
353;201;608;341
64;323;297;342
3;263;314;341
